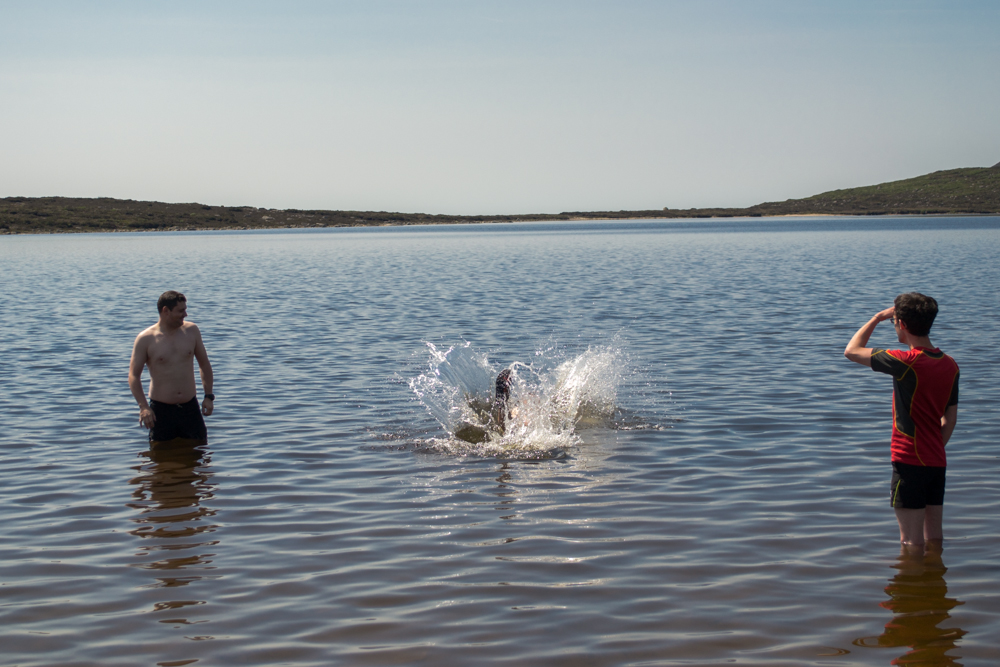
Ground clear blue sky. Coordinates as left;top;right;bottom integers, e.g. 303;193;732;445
2;1;998;214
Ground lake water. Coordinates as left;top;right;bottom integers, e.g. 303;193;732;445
1;217;999;666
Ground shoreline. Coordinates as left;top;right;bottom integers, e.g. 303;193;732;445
5;166;997;235
3;211;999;236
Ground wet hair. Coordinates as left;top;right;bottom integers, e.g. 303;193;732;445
495;369;512;402
492;369;513;433
157;290;187;314
894;292;938;337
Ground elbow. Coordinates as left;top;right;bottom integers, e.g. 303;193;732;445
843;348;871;367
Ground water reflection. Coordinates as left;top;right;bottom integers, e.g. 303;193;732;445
854;549;966;666
495;462;518;520
127;443;219;626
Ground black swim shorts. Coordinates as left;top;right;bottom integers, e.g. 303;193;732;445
149;397;207;444
890;461;945;510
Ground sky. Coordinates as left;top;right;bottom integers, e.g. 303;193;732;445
2;1;999;214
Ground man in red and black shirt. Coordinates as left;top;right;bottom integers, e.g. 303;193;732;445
845;293;959;550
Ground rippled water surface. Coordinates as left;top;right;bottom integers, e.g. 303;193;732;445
2;217;999;666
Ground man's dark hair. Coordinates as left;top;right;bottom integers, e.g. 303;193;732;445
495;369;512;403
157;290;186;314
894;292;938;337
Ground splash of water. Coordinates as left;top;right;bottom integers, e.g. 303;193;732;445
408;342;624;458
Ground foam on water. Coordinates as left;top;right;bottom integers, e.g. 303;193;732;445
408;341;624;458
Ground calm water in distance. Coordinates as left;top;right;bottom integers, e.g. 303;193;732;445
1;216;998;666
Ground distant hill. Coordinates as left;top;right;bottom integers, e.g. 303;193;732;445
2;164;998;234
743;166;1000;216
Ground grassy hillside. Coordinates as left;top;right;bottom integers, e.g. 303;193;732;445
747;166;1000;216
0;197;578;234
3;164;998;233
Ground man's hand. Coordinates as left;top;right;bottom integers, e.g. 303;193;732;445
139;406;155;429
202;398;214;416
874;306;895;323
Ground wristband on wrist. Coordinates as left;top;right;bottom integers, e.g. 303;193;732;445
204;394;215;401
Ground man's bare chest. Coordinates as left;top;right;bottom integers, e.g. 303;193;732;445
147;334;196;367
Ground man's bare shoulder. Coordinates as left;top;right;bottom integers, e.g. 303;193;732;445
135;323;162;343
181;321;202;336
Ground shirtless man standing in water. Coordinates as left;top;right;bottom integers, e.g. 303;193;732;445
129;291;214;445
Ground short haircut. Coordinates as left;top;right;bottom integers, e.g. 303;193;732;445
894;292;938;337
157;290;186;314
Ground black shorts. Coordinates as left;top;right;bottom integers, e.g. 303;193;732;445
149;397;207;444
890;461;945;509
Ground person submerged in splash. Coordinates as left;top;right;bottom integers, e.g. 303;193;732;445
452;368;514;444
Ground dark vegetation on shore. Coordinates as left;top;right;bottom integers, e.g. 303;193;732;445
3;164;998;234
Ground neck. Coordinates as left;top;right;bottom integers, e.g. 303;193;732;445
905;334;934;350
159;317;181;332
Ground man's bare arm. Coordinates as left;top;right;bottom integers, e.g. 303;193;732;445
844;306;895;367
129;333;155;428
941;404;958;446
193;327;214;416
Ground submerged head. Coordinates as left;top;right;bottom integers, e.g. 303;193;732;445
894;292;938;337
491;369;514;435
495;369;513;402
